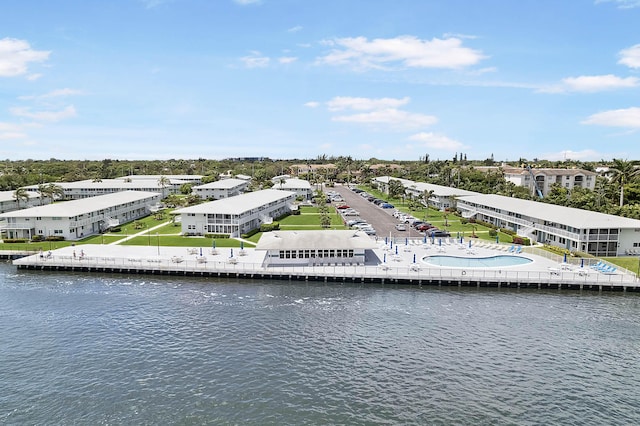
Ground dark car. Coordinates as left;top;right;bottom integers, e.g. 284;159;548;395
336;204;350;209
380;203;394;209
416;223;435;231
430;230;451;238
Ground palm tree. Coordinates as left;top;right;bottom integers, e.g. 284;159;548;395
46;183;64;203
608;159;640;207
36;183;48;205
157;175;171;197
13;187;30;209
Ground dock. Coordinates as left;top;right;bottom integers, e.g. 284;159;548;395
8;243;640;292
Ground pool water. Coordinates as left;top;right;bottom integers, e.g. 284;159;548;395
422;255;533;268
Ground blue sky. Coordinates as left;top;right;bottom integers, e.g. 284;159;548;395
1;0;640;162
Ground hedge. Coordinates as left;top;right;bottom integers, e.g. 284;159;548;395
204;234;230;239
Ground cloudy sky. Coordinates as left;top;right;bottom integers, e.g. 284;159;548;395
1;0;640;161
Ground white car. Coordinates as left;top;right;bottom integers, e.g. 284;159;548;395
395;223;407;231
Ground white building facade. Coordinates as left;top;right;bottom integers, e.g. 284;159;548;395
174;189;296;237
192;178;249;200
457;194;640;257
373;176;480;211
273;178;313;200
24;179;172;200
0;191;161;241
0;190;46;214
257;230;377;266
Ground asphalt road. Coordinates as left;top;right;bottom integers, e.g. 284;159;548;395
330;184;425;241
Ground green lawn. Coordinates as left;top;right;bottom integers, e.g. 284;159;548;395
604;256;640;275
120;235;254;247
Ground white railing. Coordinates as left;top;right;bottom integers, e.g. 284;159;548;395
17;253;638;286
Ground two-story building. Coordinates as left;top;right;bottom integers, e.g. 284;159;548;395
173;189;296;237
0;191;161;241
192;178;249;200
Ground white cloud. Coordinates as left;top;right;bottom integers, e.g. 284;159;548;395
407;132;464;151
278;56;297;64
10;105;77;122
618;44;640;69
287;25;303;33
596;0;640;9
543;149;602;161
240;51;270;68
0;37;50;77
19;88;84;101
326;96;410;111
541;74;639;93
333;108;437;130
304;101;320;108
316;35;486;71
0;122;27;140
582;107;640;128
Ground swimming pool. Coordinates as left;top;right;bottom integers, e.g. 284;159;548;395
422;255;533;268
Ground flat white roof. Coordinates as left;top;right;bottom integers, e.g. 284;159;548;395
257;230;378;250
194;178;248;190
25;179;165;190
276;178;311;190
0;190;41;202
0;191;160;218
116;175;203;181
458;194;640;229
174;189;295;215
374;176;480;197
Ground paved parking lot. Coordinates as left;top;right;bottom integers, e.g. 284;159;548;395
330;184;426;240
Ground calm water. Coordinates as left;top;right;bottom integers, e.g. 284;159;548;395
1;262;639;425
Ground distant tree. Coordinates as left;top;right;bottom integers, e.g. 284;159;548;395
387;179;405;199
608;158;640;207
180;183;193;195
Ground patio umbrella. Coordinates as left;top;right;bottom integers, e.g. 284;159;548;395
469;240;472;248
230;248;234;258
405;238;408;246
439;238;442;246
413;253;416;263
383;253;386;263
385;236;388;244
391;240;393;249
199;247;202;256
212;240;216;249
495;235;499;243
580;258;584;268
423;235;426;244
241;241;244;250
395;245;398;255
457;232;460;238
563;252;567;263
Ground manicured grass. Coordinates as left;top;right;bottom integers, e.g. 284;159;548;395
604;257;640;275
120;236;253;248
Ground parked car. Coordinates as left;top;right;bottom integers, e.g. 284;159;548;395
416;223;435;231
336;204;350;209
342;209;360;216
347;219;367;226
430;230;451;238
380;203;395;209
362;228;377;235
395;223;407;231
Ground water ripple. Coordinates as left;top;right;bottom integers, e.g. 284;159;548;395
1;264;639;424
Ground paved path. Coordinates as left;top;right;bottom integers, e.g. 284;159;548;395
108;221;172;245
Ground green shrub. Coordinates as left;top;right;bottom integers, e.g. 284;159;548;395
31;235;44;242
512;236;530;246
241;229;260;239
3;238;27;243
460;218;469;225
45;236;65;241
204;233;229;239
110;227;121;232
488;229;497;237
260;222;280;232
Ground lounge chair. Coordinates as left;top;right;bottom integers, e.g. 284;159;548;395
514;246;523;254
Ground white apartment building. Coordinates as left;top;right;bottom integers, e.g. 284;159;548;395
23;179;172;200
174;189;296;237
0;190;46;214
0;191;161;241
373;176;480;210
499;166;597;197
273;178;313;200
192;178;249;200
457;194;640;257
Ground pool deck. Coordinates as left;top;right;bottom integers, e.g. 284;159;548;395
10;239;640;292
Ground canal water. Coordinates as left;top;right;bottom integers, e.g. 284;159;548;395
1;262;639;424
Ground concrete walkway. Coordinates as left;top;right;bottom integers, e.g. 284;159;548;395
108;221;172;245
